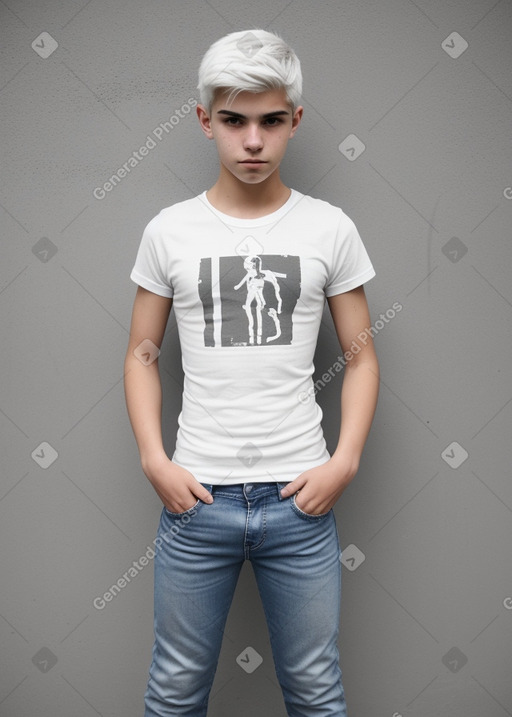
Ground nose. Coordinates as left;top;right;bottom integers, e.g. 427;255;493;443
243;122;263;152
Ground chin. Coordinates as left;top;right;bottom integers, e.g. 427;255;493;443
243;175;269;184
232;172;269;185
238;168;276;184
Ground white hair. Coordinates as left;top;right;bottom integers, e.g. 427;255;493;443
197;29;302;111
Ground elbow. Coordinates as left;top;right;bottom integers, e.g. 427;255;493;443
345;342;379;372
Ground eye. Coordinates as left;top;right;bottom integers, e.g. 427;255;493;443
223;117;242;126
264;117;283;126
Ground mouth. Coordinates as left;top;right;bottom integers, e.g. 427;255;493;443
239;159;267;165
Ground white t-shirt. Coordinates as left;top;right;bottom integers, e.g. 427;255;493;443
130;189;375;484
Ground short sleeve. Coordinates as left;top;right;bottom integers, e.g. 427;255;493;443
324;213;376;297
130;214;174;298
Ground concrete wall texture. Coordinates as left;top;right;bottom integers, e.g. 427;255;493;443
1;1;511;715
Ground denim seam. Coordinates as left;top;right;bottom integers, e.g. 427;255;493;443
243;502;251;560
247;497;267;553
210;491;247;500
163;499;200;518
290;493;331;521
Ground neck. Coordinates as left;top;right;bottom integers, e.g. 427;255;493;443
206;166;291;218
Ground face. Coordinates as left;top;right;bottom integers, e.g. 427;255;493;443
197;88;303;185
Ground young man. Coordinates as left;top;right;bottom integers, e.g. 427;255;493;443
125;29;379;717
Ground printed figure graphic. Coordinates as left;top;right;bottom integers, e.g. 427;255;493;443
233;255;287;344
198;253;301;347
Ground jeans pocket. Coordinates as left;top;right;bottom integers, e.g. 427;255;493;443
162;483;213;518
163;498;201;518
290;492;331;521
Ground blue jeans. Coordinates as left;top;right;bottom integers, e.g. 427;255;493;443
144;481;347;716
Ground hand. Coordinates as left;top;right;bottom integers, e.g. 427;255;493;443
142;453;213;513
280;455;359;515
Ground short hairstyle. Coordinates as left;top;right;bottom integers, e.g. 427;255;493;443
197;29;302;112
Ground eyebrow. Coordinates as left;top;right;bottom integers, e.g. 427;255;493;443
216;109;290;119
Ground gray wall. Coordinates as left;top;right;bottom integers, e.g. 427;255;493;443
1;1;511;715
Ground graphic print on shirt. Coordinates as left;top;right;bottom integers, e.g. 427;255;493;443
198;254;301;347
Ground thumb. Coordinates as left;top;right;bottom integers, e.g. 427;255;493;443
280;475;307;498
196;484;214;504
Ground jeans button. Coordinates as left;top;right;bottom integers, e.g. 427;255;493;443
245;484;253;493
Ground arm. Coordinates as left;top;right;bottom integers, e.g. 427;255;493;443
124;286;213;512
280;285;379;513
234;274;247;290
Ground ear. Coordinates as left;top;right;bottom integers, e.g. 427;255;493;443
196;104;214;139
289;105;304;139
